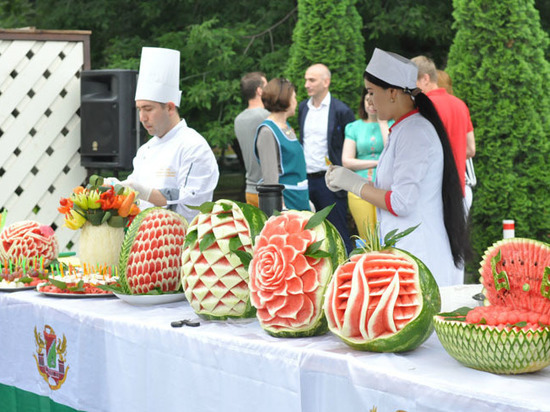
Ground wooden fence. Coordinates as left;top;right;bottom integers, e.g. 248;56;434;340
0;29;91;253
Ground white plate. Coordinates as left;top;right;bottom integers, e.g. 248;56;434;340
0;285;36;292
38;291;115;298
114;292;186;306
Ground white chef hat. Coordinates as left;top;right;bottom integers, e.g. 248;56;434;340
365;48;418;90
135;47;182;107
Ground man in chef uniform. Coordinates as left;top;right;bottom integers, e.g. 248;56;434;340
122;47;219;223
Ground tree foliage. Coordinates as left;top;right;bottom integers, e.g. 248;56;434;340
286;0;365;107
447;0;550;265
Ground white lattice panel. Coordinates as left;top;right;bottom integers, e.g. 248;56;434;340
0;37;88;253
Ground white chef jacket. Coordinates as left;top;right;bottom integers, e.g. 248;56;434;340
375;110;463;287
127;119;219;223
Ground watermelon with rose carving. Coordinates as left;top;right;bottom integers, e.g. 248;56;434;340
181;200;267;319
249;207;347;337
118;207;188;294
0;220;59;266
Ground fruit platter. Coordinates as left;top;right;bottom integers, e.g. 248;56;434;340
0;258;49;291
36;264;118;297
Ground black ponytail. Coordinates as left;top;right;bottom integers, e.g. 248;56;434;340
365;72;471;268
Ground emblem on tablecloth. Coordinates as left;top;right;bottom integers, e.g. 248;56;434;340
33;325;69;390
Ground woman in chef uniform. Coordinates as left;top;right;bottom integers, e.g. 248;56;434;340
122;47;219;224
325;48;470;286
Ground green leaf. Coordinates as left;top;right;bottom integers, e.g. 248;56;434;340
183;229;198;249
491;250;510;291
101;211;112;224
234;250;252;271
199;231;216;252
305;204;334;230
87;209;105;226
19;276;33;284
96;283;125;293
47;277;68;290
186;201;215;214
221;202;233;211
107;215;126;228
68;280;86;292
89;175;103;187
511;321;527;327
541;266;550;299
216;211;232;219
383;224;420;248
229;236;243;252
303;239;331;259
305;250;332;259
438;306;472;321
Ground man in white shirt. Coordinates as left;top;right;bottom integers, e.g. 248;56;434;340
123;47;219;223
298;64;355;253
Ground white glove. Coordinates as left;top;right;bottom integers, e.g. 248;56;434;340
103;177;121;186
122;180;153;202
325;165;368;197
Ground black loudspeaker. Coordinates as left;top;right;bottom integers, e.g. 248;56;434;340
80;70;143;169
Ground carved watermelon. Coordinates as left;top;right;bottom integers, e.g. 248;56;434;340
249;207;347;337
325;248;440;352
181;200;267;319
118;208;188;294
434;238;550;374
0;220;59;266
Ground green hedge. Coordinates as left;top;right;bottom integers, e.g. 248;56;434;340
286;0;365;108
447;0;550;275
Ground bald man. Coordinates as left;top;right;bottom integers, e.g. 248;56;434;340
298;64;355;253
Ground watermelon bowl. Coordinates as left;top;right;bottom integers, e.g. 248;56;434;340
434;237;550;374
434;315;550;374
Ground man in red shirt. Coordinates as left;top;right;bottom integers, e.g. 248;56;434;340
412;56;476;211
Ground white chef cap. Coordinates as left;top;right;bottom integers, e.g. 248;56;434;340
365;48;418;90
135;47;182;107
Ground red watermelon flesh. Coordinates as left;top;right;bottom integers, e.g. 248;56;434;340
325;252;420;341
479;238;550;314
0;220;59;265
120;208;187;294
181;200;264;319
249;210;346;337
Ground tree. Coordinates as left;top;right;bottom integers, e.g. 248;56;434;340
286;0;365;108
447;0;550;268
357;0;454;67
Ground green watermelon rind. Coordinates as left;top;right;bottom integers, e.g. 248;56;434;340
181;199;266;320
258;211;346;338
118;207;187;295
433;316;550;374
327;248;441;353
232;200;267;245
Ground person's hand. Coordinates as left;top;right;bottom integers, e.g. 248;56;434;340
103;177;121;186
325;165;368;198
122;180;153;202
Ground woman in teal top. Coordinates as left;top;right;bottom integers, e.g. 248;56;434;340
254;78;310;211
343;87;390;238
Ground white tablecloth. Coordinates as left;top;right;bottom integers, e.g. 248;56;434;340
1;285;549;412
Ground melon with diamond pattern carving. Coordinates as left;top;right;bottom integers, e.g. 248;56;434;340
181;200;267;319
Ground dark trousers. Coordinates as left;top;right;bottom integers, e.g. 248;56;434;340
307;174;353;254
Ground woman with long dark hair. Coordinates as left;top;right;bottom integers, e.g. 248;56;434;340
326;48;470;286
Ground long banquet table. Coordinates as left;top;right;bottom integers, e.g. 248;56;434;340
1;284;549;412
